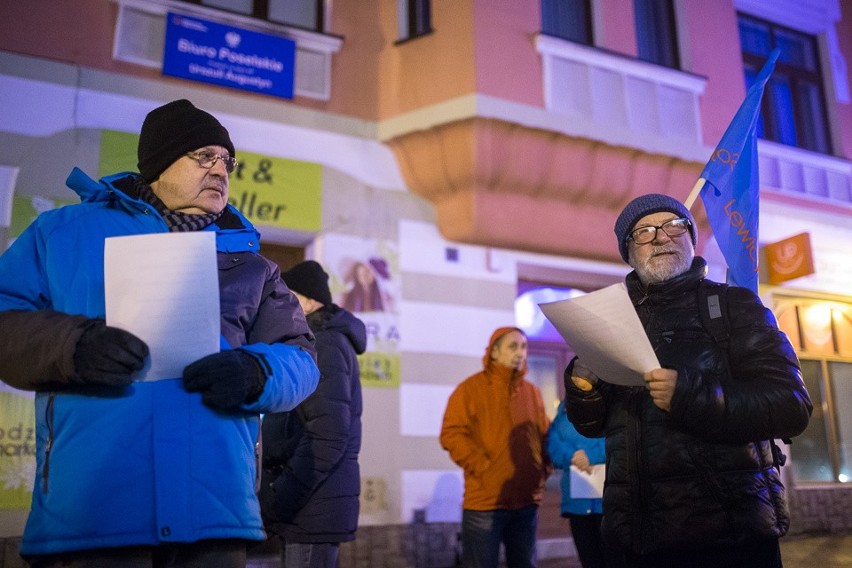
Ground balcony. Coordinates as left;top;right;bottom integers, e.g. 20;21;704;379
759;140;852;206
535;34;708;162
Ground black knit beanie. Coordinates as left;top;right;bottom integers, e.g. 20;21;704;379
282;260;333;306
614;193;696;262
137;99;236;182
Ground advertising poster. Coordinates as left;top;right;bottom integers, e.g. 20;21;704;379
0;385;35;510
323;234;401;388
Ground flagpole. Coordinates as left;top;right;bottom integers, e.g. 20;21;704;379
684;177;705;210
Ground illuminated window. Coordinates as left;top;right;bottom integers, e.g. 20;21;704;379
516;284;586;420
834;307;852;357
801;303;835;355
774;296;852;484
515;286;585;343
774;300;802;351
776;299;852;357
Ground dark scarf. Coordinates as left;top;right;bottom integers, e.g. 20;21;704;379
134;177;223;232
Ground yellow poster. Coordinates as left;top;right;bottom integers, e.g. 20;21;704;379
0;388;35;510
100;130;322;231
9;195;76;240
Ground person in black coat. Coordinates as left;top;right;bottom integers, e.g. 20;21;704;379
261;260;367;568
564;194;812;568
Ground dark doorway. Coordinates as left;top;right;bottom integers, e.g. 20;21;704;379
262;243;305;272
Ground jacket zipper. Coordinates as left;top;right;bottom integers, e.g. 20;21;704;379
629;391;645;551
42;393;55;493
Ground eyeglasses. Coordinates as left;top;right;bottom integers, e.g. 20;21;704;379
185;150;237;174
628;217;691;245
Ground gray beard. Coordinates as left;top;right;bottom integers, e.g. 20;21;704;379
634;248;693;285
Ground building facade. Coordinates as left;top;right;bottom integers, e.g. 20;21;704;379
1;0;851;565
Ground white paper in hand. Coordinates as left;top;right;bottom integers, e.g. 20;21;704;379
104;232;220;381
539;282;658;386
570;464;605;499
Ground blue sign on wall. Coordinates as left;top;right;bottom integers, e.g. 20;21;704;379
163;12;296;99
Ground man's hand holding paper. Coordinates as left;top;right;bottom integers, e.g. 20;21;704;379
644;367;678;411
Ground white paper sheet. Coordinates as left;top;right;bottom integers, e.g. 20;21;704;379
570;464;605;499
104;232;220;382
539;282;658;386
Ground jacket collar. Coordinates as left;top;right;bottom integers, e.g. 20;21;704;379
64;167;261;254
626;257;708;305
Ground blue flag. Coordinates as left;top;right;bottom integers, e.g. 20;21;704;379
697;49;780;293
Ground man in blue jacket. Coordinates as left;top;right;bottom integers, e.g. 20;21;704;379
0;99;319;567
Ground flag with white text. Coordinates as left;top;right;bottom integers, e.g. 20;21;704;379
698;49;780;293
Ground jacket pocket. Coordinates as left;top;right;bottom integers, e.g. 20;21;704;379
41;393;56;492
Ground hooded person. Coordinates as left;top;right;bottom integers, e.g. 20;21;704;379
260;260;367;568
440;327;551;568
0;99;319;567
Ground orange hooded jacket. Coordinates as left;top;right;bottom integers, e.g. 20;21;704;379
440;327;551;511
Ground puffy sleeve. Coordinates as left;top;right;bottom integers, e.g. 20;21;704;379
669;286;813;443
238;257;319;414
563;357;612;439
0;219;91;390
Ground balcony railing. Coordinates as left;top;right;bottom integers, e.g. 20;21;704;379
535;34;708;161
759;140;852;205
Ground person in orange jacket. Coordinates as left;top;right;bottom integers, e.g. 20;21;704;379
440;327;551;568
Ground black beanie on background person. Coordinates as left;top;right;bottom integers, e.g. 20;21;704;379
282;260;333;306
137;99;236;182
613;193;697;262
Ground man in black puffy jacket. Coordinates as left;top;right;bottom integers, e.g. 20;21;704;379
261;260;367;568
564;193;812;568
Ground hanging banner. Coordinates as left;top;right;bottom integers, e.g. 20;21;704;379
163;12;296;99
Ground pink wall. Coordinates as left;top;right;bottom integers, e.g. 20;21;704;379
375;1;477;119
472;1;543;106
836;0;852;159
679;0;748;147
0;1;154;78
596;0;638;56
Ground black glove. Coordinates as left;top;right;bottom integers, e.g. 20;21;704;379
73;320;149;386
182;350;267;410
563;356;599;394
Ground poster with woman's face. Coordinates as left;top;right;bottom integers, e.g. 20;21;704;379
324;235;400;388
340;258;394;314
